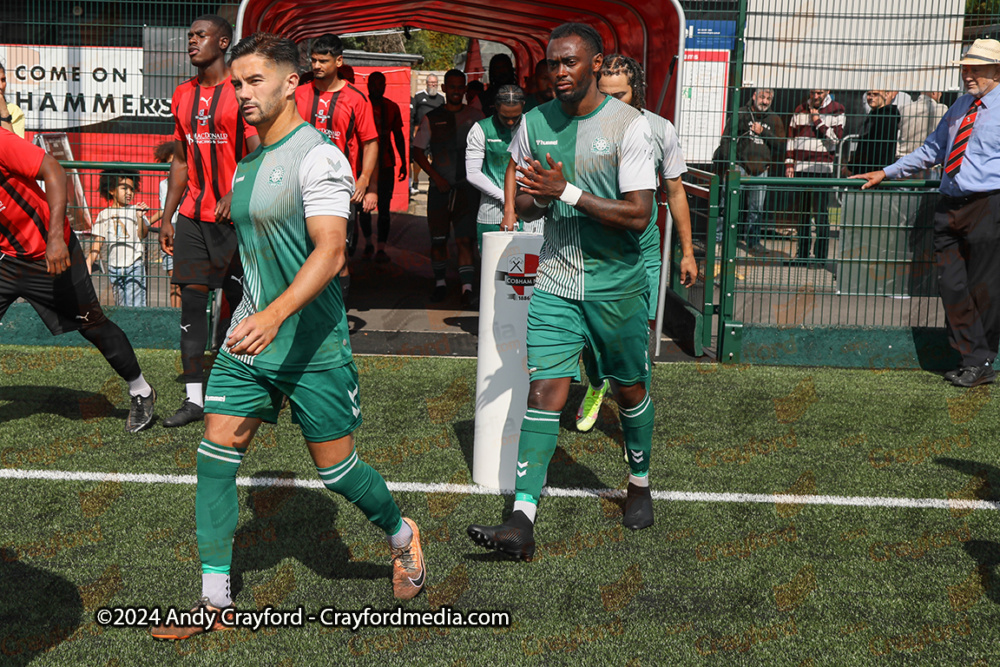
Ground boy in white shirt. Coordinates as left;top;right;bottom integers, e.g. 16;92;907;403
88;169;161;307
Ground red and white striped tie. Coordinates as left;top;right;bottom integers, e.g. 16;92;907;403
944;98;982;178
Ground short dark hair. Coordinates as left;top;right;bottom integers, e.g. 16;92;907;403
193;14;233;50
550;22;603;58
368;71;386;85
153;140;176;164
444;69;466;84
602;53;646;110
99;169;140;201
229;32;300;70
312;33;344;58
495;84;525;107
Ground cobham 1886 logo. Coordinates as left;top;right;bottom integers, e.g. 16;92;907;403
496;253;538;301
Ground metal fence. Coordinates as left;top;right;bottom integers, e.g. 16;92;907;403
713;175;953;366
62;161;177;308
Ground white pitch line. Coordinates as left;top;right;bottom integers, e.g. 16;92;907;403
0;467;997;512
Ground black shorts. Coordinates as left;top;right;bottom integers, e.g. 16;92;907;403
171;214;243;288
427;182;478;241
0;233;107;335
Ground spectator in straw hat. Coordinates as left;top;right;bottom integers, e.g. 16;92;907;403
854;39;1000;388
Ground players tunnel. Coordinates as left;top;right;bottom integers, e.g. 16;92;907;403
235;0;690;352
234;0;686;123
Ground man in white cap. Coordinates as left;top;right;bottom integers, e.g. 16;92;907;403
854;39;1000;388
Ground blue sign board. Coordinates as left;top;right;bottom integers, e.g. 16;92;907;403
685;20;737;51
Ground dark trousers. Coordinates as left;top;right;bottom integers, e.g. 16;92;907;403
359;167;395;244
933;192;1000;367
793;172;832;260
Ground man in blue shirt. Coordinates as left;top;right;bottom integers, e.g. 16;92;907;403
854;39;1000;388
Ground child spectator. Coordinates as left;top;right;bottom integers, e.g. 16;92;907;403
88;169;160;307
153;140;182;307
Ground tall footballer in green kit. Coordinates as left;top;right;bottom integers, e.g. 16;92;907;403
468;23;671;561
151;33;425;642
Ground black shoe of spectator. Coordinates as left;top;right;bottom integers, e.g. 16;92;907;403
944;367;968;382
364;244;374;258
374;249;390;264
430;284;447;303
951;365;996;388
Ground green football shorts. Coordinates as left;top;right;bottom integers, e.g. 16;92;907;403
204;351;363;442
641;222;662;321
526;288;649;386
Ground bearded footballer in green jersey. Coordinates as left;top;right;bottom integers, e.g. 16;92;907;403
467;23;695;560
152;33;425;641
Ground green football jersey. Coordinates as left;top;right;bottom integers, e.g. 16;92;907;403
225;123;355;372
510;96;655;301
467;115;514;226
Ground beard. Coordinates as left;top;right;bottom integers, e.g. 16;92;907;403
556;83;587;104
242;94;282;127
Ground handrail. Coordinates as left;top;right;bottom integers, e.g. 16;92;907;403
59;161;168;171
740;176;941;188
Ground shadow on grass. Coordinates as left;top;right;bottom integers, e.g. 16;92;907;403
935;457;1000;607
0;551;83;666
229;470;392;601
0;385;125;422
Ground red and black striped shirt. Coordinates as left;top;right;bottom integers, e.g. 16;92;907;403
0;129;69;261
295;82;377;179
171;77;257;222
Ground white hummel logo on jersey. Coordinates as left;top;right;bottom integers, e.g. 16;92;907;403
535;140;558;146
630;450;644;463
516;460;528;477
206;395;226;402
235;175;245;183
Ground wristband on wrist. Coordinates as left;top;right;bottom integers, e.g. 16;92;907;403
559;183;583;206
0;115;11;123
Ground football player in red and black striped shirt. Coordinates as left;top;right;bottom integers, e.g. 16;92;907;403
296;33;378;300
0;127;157;432
159;15;260;427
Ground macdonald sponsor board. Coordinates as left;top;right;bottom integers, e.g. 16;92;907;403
1;44;173;130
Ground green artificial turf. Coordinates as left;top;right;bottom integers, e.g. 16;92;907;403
0;346;999;665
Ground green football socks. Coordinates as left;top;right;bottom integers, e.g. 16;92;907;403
196;439;246;576
513;408;561;517
620;392;654;480
316;448;403;536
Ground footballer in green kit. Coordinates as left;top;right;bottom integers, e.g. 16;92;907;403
151;33;425;641
467;23;694;560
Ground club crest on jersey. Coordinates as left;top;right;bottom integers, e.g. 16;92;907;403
315;111;331;124
268;166;285;186
495;251;538;301
196;109;211;126
591;136;612;155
